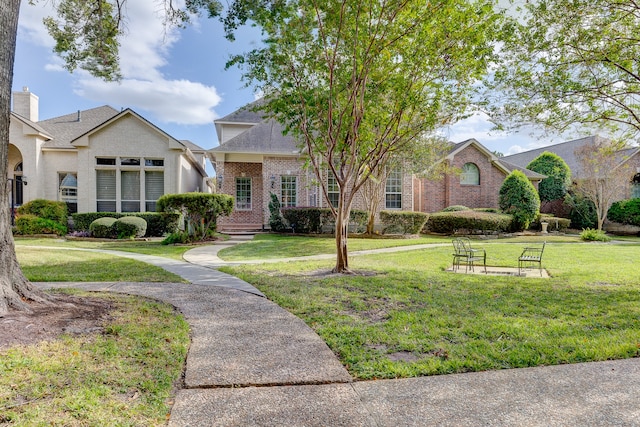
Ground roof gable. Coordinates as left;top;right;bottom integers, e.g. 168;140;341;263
210;118;299;156
39;105;119;149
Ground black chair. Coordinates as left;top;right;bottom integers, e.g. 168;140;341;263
518;242;546;276
452;237;487;273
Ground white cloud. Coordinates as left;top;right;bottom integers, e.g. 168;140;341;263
17;2;55;47
76;78;221;125
443;112;508;143
18;0;222;125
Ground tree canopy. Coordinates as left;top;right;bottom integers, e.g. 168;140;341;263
224;0;504;272
490;0;640;140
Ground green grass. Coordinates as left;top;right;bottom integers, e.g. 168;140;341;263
217;233;584;261
0;290;189;426
220;241;640;379
14;237;196;260
16;247;185;282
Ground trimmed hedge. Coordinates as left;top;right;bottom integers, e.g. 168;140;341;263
441;205;470;212
282;207;324;233
425;210;513;234
17;199;68;226
607;199;640;226
15;214;67;236
277;207;369;234
114;216;147;239
90;217;118;238
535;215;571;231
379;211;429;234
72;212;179;237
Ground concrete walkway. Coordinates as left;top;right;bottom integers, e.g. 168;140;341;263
32;238;640;426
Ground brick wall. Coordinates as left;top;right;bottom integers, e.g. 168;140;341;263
417;145;508;212
217;161;264;229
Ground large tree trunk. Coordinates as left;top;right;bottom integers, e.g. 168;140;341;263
0;0;50;316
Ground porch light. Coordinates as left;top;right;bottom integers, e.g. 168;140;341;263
217;175;223;189
21;176;27;186
270;175;276;189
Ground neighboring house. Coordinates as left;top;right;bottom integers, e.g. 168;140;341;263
209;103;544;231
414;139;545;213
503;135;640;200
7;88;210;215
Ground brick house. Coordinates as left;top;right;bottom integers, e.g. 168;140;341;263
415;139;545;213
503;135;640;200
210;103;544;231
8;88;210;215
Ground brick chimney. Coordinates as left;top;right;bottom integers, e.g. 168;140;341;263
12;86;39;122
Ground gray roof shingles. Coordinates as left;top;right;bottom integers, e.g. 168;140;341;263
211;119;300;155
39;106;120;149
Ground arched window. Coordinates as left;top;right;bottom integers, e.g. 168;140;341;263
632;173;640;199
460;163;480;185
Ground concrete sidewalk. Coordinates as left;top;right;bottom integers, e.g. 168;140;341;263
33;240;640;426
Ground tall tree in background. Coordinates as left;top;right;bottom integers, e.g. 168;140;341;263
491;0;640;140
574;140;632;230
224;0;504;273
526;151;571;209
0;0;220;315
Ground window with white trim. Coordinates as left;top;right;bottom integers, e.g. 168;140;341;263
95;157;164;212
327;174;339;207
632;173;640;199
385;168;402;209
236;177;252;210
59;172;78;214
461;163;480;185
281;176;297;207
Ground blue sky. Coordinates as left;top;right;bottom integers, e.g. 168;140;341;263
14;1;560;175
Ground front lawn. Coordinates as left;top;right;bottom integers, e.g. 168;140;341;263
16;246;185;282
221;241;640;379
0;290;189;426
218;233;583;261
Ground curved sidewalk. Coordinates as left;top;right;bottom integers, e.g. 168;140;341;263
31;241;640;426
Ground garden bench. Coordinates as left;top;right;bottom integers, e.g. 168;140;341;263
452;237;487;273
518;242;546;276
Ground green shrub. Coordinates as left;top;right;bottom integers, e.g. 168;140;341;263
526;152;571;202
282;207;324;233
441;205;470;212
15;214;67;236
580;228;611;242
162;231;191;245
268;193;287;232
157;193;234;241
426;210;513;234
607;199;640;226
89;217;117;238
499;170;541;230
319;209;368;234
564;192;597;229
17;199;68;226
72;212;178;237
379;211;429;234
114;216;147;239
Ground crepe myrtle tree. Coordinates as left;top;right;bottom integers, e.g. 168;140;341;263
490;0;640;141
223;0;505;273
0;0;221;315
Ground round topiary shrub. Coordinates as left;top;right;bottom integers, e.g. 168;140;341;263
499;170;540;231
89;217;117;238
114;216;147;239
526;152;571;203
